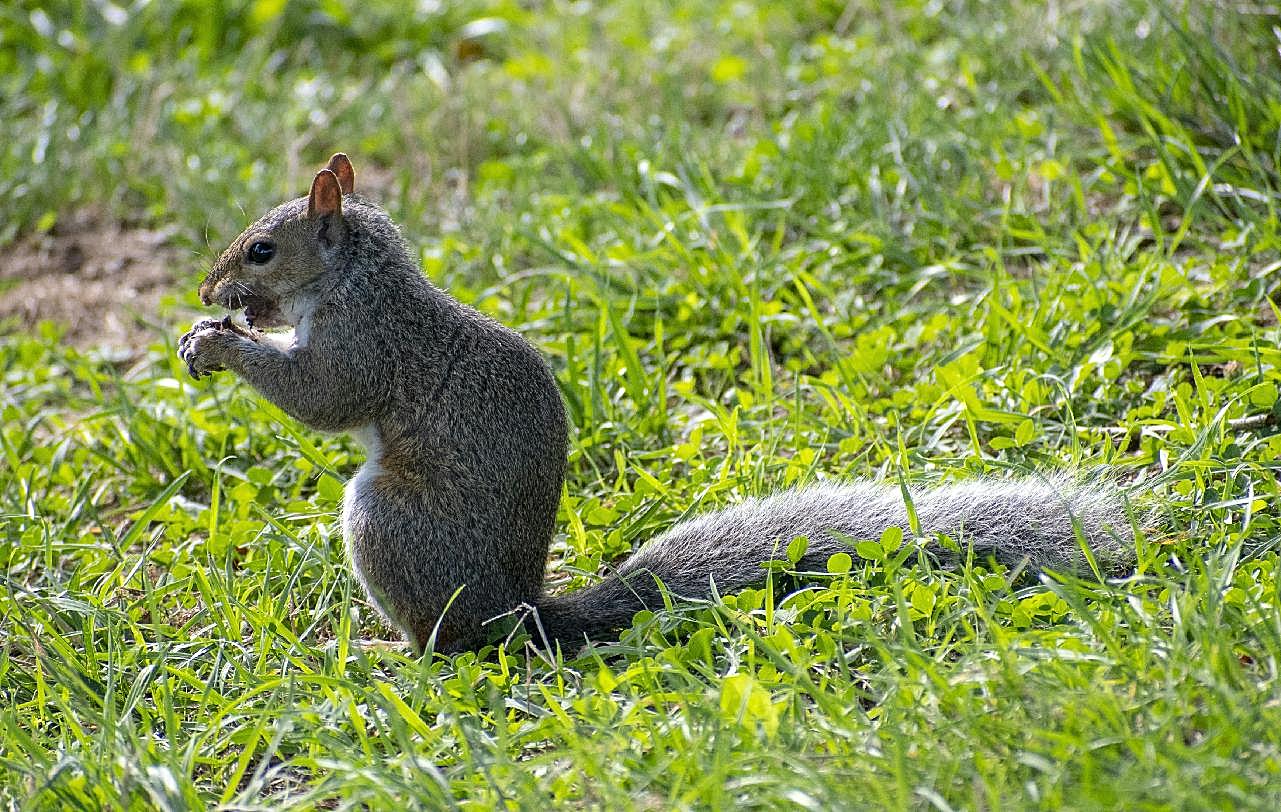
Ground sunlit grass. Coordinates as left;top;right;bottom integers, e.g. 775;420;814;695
3;1;1281;808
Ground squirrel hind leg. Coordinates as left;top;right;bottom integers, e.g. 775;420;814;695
405;615;477;656
404;607;522;656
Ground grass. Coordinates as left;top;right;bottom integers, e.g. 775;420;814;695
4;0;1281;808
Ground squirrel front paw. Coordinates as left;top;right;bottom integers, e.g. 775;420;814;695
179;317;225;340
179;316;254;341
178;319;246;379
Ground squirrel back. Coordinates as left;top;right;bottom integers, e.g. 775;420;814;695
181;154;1136;655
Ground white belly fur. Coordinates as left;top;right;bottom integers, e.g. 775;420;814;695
342;423;403;626
342;423;384;541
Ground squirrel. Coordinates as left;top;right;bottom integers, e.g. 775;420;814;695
178;153;1136;654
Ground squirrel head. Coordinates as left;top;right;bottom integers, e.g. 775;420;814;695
198;153;357;329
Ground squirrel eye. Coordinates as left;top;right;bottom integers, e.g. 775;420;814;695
246;241;275;264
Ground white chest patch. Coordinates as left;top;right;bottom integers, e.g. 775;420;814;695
278;294;317;349
293;312;313;348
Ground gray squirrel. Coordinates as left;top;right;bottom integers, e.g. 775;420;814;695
178;153;1134;654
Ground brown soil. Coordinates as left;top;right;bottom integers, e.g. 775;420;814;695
0;163;403;354
0;210;194;352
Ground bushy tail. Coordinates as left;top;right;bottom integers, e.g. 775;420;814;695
532;475;1136;647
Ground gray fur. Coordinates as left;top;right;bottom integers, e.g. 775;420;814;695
181;177;566;652
179;156;1135;654
535;476;1133;644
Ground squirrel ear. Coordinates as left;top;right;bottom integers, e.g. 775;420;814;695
325;152;355;196
307;169;344;219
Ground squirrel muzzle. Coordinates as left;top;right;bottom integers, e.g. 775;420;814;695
198;276;217;307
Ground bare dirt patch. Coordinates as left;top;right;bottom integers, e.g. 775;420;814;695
0;210;192;352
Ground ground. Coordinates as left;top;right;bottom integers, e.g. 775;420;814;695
0;209;185;349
